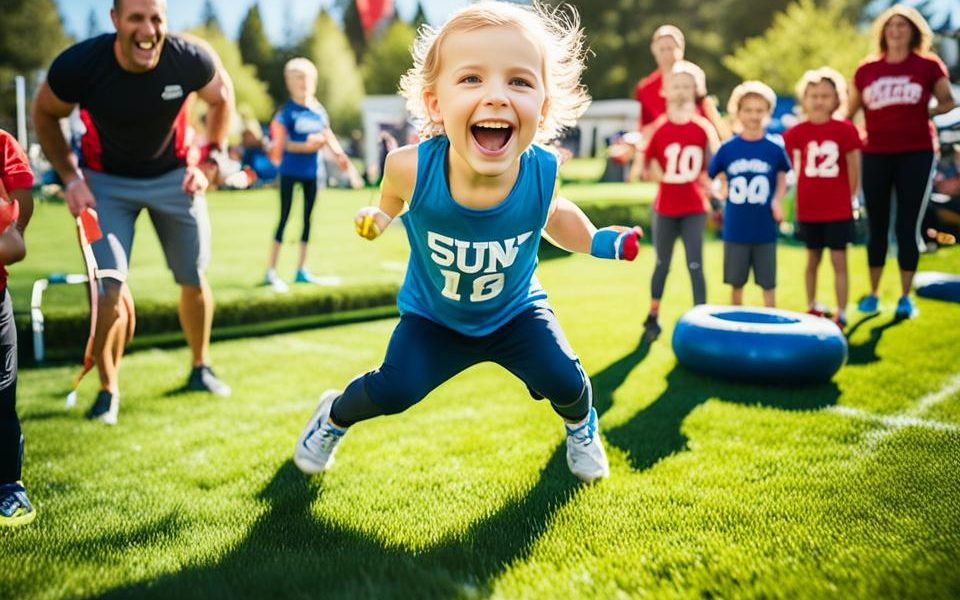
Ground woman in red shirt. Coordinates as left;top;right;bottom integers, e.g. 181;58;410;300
848;5;955;319
630;25;728;181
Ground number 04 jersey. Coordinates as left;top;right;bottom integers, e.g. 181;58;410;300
646;119;710;217
783;119;862;223
397;135;558;337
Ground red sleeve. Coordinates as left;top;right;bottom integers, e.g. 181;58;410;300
782;126;796;156
0;131;33;192
927;54;949;86
646;126;664;168
633;80;643;103
853;61;869;93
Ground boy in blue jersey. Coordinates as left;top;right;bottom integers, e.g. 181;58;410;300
265;58;358;291
293;1;642;483
708;81;791;307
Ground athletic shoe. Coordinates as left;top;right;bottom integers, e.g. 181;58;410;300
0;482;36;527
86;390;119;425
834;314;847;330
294;270;342;286
294;389;346;474
643;314;662;342
857;295;879;313
186;365;232;397
807;303;831;318
264;270;288;293
564;407;609;483
895;296;919;320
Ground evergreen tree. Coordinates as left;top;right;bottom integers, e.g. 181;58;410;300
86;7;101;39
363;18;416;95
201;0;222;33
238;3;273;78
411;1;429;31
189;25;273;123
338;0;368;62
300;10;365;133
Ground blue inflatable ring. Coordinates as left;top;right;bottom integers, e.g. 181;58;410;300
672;305;848;384
914;271;960;303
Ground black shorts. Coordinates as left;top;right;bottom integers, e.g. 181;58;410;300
796;219;855;250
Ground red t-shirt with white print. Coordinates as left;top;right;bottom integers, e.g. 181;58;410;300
0;129;33;289
853;52;948;153
783;119;862;222
646;119;710;217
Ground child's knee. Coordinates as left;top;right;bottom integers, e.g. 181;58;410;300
544;361;589;409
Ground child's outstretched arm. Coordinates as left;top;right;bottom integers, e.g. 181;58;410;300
543;193;642;261
355;146;413;240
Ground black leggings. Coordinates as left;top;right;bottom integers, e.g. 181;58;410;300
862;151;935;272
275;175;318;243
0;291;21;485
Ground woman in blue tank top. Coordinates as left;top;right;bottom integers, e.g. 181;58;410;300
293;2;642;484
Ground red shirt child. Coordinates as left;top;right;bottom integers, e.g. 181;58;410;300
0;131;32;288
646;118;712;217
784;118;862;222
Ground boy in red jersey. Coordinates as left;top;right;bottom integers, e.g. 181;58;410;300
641;61;719;340
784;68;862;329
0;130;35;526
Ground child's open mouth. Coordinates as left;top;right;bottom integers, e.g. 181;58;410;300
471;121;514;153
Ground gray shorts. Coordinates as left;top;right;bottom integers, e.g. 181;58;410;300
723;241;776;290
84;168;211;286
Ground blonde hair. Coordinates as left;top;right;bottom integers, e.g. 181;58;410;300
398;0;590;142
671;60;706;99
794;66;848;117
652;25;685;52
284;57;318;80
727;80;777;117
871;5;933;56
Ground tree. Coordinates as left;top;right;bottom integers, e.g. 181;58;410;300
300;10;366;132
723;0;870;96
189;25;273;124
0;0;71;131
362;17;415;95
86;7;102;39
338;0;368;62
201;0;222;33
411;1;428;30
238;3;273;78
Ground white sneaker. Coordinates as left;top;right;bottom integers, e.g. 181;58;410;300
294;389;346;474
264;270;289;293
564;407;609;483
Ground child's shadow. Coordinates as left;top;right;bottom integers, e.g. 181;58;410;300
846;313;905;366
604;365;840;472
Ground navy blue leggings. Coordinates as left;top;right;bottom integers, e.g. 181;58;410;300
862;151;935;272
275;175;318;243
0;291;21;485
330;306;592;426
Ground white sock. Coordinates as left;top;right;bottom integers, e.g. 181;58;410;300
565;413;590;430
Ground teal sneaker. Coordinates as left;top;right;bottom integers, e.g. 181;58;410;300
857;295;879;313
0;483;36;527
294;270;341;286
895;296;919;320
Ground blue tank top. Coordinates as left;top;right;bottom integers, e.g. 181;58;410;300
274;99;329;180
397;135;558;337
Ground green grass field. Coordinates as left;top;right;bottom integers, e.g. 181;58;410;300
2;221;958;598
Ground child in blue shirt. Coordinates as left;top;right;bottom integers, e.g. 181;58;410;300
292;1;643;483
708;81;791;307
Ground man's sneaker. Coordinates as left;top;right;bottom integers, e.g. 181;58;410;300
807;303;831;318
643;314;662;342
565;407;609;483
294;389;347;474
186;365;232;397
86;390;119;425
264;270;288;293
895;295;919;320
858;294;879;313
294;269;341;286
0;482;36;527
834;314;848;330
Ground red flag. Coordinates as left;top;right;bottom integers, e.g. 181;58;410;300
356;0;393;35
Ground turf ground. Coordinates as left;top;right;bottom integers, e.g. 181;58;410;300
2;224;958;598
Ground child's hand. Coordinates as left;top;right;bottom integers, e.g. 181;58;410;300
355;207;392;240
771;203;783;224
590;225;643;261
306;133;327;152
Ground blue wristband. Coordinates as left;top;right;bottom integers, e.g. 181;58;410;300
590;229;619;260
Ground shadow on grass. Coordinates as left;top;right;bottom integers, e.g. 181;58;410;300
95;341;834;598
604;364;840;472
846;313;905;366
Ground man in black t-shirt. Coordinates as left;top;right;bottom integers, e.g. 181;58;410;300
33;0;235;423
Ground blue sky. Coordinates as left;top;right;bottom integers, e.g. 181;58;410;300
56;0;469;43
